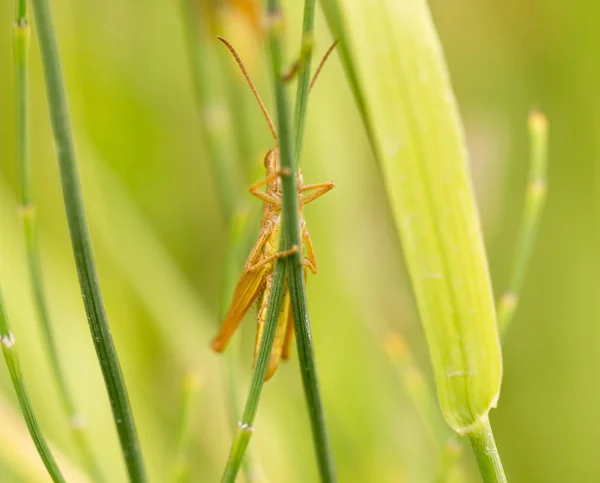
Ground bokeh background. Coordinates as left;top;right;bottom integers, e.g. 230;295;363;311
0;0;598;481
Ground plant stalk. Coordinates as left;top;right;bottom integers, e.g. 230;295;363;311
172;372;201;483
29;0;147;480
220;252;288;482
267;1;336;481
13;1;104;480
467;417;507;483
180;0;240;218
0;289;65;482
219;207;263;482
384;332;464;482
498;111;548;337
292;0;317;159
181;3;267;479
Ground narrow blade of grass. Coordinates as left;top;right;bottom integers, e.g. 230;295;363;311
0;290;65;482
172;372;202;483
29;0;147;480
292;0;317;159
497;111;548;336
181;3;268;479
219;206;264;483
220;252;288;482
384;332;464;482
0;394;91;483
13;1;104;480
267;1;336;481
384;332;449;448
180;0;240;218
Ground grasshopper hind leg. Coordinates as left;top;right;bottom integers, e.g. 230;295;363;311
254;277;291;381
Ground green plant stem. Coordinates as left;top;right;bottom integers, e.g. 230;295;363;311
172;372;201;483
14;0;29;205
436;439;464;483
13;2;104;480
220;207;262;483
384;332;446;447
467;417;507;483
29;0;147;480
0;290;65;483
267;1;336;481
181;0;240;218
181;3;266;479
498;111;548;337
220;253;288;482
384;333;464;482
292;0;317;159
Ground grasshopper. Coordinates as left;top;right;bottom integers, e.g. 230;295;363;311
211;37;336;380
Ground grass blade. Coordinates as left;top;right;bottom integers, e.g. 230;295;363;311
13;1;104;479
220;252;288;482
219;206;264;483
384;332;465;482
497;111;548;336
181;4;268;479
0;289;65;482
292;0;317;159
180;0;240;218
29;0;147;480
267;1;336;481
0;394;91;483
172;372;202;483
384;333;448;447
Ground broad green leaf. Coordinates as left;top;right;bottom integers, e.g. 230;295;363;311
320;0;502;434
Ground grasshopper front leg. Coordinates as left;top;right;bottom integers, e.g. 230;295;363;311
248;168;292;205
300;181;335;205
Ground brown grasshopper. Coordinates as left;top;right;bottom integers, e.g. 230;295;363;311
211;37;336;380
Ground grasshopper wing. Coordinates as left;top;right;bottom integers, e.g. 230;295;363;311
211;265;268;352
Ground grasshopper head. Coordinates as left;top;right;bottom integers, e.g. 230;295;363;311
264;149;278;171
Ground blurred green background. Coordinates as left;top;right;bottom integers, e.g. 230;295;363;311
0;0;597;481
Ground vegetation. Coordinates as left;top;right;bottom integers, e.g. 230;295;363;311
0;0;590;481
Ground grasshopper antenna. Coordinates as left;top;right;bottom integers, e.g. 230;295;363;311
309;41;338;92
217;36;278;144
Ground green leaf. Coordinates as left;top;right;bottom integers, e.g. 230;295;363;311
320;0;502;435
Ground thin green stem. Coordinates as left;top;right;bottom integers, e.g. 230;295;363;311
180;0;240;218
181;3;266;479
14;0;29;206
384;332;446;447
14;2;104;480
172;372;201;483
498;111;548;336
220;207;262;483
292;0;317;159
467;417;507;483
0;290;65;483
384;333;464;482
220;252;288;482
267;2;336;481
436;439;464;483
29;0;147;480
